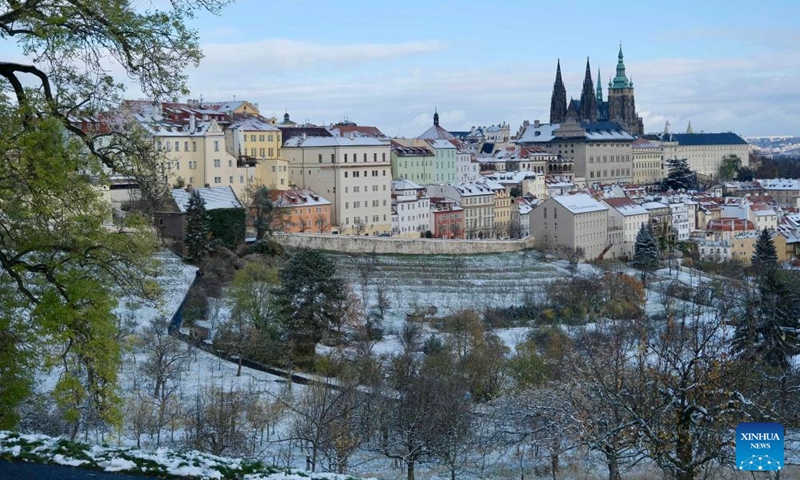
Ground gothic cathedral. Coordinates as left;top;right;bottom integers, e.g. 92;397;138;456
549;45;644;136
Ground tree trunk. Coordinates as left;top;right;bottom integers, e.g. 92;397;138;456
237;356;242;377
551;453;559;480
607;455;621;480
407;459;415;480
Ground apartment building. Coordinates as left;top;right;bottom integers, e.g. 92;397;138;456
391;180;430;237
632;138;665;187
602;197;649;260
390;141;434;185
282;135;392;235
426;183;495;239
529;193;609;259
225;115;288;190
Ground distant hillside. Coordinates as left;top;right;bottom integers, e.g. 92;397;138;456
746;136;800;157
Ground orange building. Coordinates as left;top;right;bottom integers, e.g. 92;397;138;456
269;188;332;233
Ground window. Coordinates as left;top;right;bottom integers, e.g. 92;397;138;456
240;175;244;183
345;202;349;209
382;153;386;162
354;201;360;208
174;141;179;151
192;141;197;152
372;170;378;177
363;153;367;162
259;134;265;142
331;154;335;163
268;134;273;142
189;176;193;184
176;161;180;170
382;170;386;176
229;176;233;183
344;172;348;178
259;148;265;158
213;159;220;168
214;176;221;183
374;153;377;162
166;142;171;152
268;148;274;157
354;171;360;178
353;186;360;193
228;159;233;167
344;154;348;163
184;141;189;151
214;141;219;152
250;134;256;142
318;154;323;163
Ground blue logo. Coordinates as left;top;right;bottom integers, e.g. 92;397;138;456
736;422;784;471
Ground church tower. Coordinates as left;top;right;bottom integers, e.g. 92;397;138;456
549;59;567;124
580;58;597;122
596;68;603;103
607;44;643;135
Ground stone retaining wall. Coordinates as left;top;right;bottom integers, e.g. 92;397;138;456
273;234;537;255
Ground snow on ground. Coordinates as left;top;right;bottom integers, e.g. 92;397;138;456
0;431;372;480
116;250;198;331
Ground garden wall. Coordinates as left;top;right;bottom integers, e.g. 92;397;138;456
272;233;537;255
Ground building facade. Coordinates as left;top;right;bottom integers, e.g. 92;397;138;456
530;193;609;260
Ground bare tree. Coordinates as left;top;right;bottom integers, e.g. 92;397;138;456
315;212;330;233
138;316;190;445
353;217;367;236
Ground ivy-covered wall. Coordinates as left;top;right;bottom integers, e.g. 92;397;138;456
208;208;245;248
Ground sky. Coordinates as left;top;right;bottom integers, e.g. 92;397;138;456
13;0;800;137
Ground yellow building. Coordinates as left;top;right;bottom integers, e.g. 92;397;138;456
478;178;512;238
731;230;791;264
225;115;288;190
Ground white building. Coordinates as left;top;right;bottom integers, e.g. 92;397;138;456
457;150;480;183
529;193;609;260
602;197;650;260
391;180;430;237
283;134;392;235
668;202;690;242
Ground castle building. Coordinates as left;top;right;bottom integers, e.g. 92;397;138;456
549;46;644;136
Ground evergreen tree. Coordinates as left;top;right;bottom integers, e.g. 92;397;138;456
252;186;277;240
662;157;698;191
272;250;346;366
184;190;211;261
733;230;800;370
751;228;778;275
633;223;660;282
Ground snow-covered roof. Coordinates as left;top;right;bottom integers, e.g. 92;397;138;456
427;138;457;150
482;171;541;184
392;179;425;192
283;136;388;148
603;197;649;216
516;123;559;143
551;193;608;214
229;116;280;131
640;201;669;211
758;178;800;190
171;187;243;212
417;124;456;141
270;188;331;207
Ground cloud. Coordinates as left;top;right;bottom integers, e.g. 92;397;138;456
197;38;447;73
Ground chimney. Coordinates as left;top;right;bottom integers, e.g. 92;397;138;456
189;115;196;132
534;120;540;128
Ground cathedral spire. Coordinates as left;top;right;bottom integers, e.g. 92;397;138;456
610;43;630;90
596;68;603;103
549;59;567;124
580;57;597;122
686;121;693;134
433;108;439;127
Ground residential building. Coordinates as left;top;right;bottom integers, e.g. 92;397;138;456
426;138;459;184
427;183;495;239
730;230;792;265
705;217;756;242
391;180;430;237
390;141;434;185
641;201;674;248
282;135;392;235
429;197;465;239
757;178;800;207
512;197;534;238
477;178;512;238
456;149;480;183
530;193;609;260
225;114;288;190
516;117;634;187
668;201;691;242
698;240;732;262
602;197;649;259
268;187;331;233
721;196;778;232
482;171;547;200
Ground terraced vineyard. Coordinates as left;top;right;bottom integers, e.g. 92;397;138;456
328;251;572;327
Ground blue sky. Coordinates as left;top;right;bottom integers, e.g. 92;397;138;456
19;0;800;136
